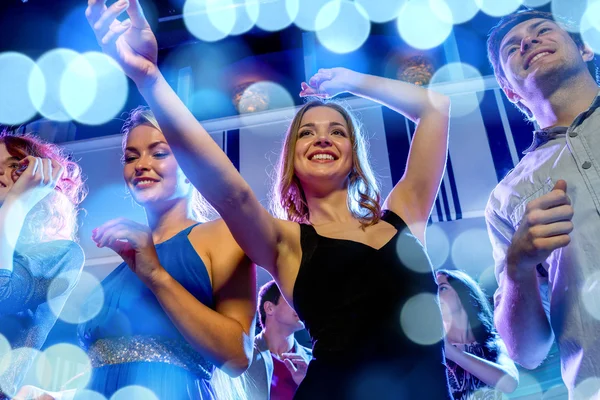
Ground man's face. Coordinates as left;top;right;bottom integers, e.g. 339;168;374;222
498;18;589;102
266;297;305;332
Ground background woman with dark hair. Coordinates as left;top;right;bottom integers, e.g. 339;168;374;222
436;269;519;399
0;131;87;399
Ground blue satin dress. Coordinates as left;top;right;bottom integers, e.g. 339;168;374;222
78;224;217;399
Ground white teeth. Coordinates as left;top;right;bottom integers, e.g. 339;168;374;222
136;180;156;186
312;154;334;161
530;52;550;65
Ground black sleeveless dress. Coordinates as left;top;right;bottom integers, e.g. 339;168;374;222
292;210;450;399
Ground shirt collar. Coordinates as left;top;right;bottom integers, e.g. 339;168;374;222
524;90;600;154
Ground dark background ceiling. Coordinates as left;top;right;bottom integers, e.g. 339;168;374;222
0;0;554;141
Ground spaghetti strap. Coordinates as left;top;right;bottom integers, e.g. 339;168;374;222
381;209;408;231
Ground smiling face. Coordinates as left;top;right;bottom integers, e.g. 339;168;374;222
498;18;593;103
292;106;354;191
123;124;192;208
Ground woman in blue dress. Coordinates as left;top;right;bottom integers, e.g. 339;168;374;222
0;132;86;399
78;106;256;399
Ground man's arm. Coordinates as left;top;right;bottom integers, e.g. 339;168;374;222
486;181;572;369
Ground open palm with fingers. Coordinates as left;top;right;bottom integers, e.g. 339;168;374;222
85;0;158;85
300;67;361;99
92;218;162;283
7;156;64;212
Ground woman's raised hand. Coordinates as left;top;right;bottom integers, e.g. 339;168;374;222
300;67;360;99
86;0;159;85
6;156;64;212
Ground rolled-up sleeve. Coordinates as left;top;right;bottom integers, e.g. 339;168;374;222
485;198;551;320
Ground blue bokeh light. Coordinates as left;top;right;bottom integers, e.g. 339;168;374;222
110;385;160;400
522;0;551;7
230;0;260;36
60;52;128;125
397;1;453;50
429;0;479;25
315;1;371;54
0;52;42;125
581;2;600;55
184;0;237;42
294;0;332;31
29;49;79;122
475;0;523;17
551;0;590;33
355;0;406;23
450;228;494;278
255;0;299;32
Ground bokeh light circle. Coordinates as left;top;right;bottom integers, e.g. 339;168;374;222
48;270;104;324
400;293;444;345
429;0;480;25
294;0;332;31
551;0;591;33
110;385;160;400
230;0;260;36
355;0;406;23
237;81;295;114
425;223;450;269
0;335;11;376
580;1;600;55
574;377;600;399
396;226;435;274
74;390;108;400
517;372;544;398
0;347;42;396
397;0;453;50
315;0;371;54
30;48;79;122
429;62;486;118
450;228;494;277
542;384;569;399
522;0;551;7
0;52;42;125
581;271;600;320
35;343;92;391
475;0;523;17
255;0;299;32
183;0;236;42
477;265;498;298
61;51;128;125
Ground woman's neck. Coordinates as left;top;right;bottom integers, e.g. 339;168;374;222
304;187;355;225
445;310;476;344
146;198;197;243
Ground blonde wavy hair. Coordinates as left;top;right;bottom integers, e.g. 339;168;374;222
271;100;381;227
120;106;218;222
0;131;87;244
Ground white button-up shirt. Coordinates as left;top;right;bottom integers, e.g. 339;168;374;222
486;93;600;396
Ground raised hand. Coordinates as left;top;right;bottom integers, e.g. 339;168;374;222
6;156;64;212
281;353;309;385
86;0;158;85
507;180;573;273
92;218;162;282
300;67;360;99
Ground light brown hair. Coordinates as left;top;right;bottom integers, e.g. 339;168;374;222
121;106;218;222
271;100;381;227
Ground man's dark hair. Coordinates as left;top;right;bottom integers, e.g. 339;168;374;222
487;9;599;120
258;280;282;329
